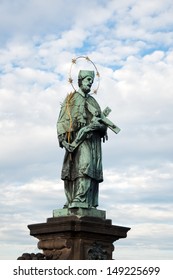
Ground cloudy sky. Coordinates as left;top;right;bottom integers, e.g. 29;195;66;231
0;0;173;260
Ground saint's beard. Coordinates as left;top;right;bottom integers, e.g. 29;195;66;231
81;84;92;94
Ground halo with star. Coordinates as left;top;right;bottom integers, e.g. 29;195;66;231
68;56;100;94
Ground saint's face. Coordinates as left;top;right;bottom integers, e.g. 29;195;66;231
80;76;93;94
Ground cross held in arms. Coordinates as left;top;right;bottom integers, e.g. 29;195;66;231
86;102;121;134
61;102;120;153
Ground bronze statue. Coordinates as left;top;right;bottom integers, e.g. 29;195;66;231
57;66;120;209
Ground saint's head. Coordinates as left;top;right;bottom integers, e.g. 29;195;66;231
78;70;95;94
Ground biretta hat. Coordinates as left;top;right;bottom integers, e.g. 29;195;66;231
78;70;95;80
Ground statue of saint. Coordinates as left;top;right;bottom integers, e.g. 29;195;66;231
57;70;107;209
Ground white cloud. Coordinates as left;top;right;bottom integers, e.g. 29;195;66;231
0;178;65;259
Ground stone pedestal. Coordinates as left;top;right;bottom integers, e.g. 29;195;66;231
28;209;130;260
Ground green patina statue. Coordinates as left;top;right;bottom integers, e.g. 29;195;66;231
57;70;120;209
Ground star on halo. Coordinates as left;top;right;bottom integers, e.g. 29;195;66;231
72;58;76;64
68;77;73;84
85;56;90;61
96;71;100;77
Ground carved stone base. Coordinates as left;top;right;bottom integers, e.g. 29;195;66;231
28;213;130;260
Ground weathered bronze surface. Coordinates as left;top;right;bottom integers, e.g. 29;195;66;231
57;69;120;209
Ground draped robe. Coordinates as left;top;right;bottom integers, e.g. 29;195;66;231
57;90;106;208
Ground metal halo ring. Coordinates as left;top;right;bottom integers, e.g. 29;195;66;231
68;56;100;94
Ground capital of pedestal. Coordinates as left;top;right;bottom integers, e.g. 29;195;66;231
28;211;130;260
